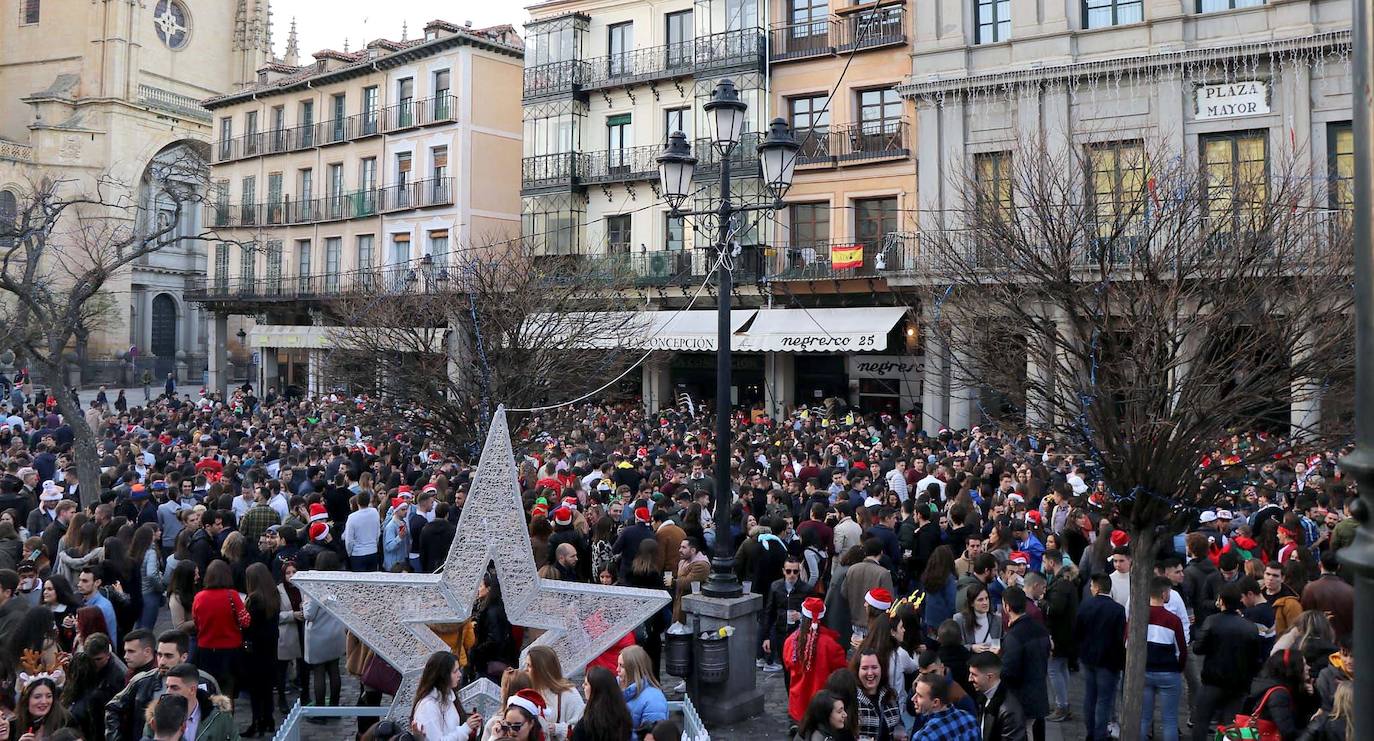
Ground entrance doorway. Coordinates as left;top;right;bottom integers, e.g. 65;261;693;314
150;294;178;379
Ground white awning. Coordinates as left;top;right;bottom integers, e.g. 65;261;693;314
735;307;909;352
530;310;757;351
248;325;445;352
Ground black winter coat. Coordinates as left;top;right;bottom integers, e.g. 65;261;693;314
1042;576;1079;660
1192;611;1264;693
1000;614;1051;720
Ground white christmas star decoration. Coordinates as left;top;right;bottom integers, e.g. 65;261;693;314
293;406;670;720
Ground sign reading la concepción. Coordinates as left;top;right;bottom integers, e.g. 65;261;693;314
1195;81;1270;120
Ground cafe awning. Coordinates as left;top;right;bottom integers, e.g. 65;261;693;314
529;310;757;351
735;307;909;352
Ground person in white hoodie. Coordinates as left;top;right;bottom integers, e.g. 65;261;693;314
411;650;483;741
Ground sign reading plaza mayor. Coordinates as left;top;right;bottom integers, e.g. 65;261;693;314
1195;80;1270;120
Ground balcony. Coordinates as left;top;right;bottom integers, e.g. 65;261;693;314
213;133;263;164
379;177;456;211
799;120;909;165
583;145;661;184
382;94;458;132
767;232;923;280
770;20;836;62
540;248;765;287
523;60;591;100
521;29;765;100
583;40;696;91
835;5;907;51
522;152;585;192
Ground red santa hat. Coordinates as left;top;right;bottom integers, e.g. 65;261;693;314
552;506;573;526
308;503;328;523
865;588;893;611
1025;510;1042;525
397;485;414;500
506;689;546;720
309;522;328;541
800;596;825;621
391;498;408;512
1110;530;1131;549
531;503;549;519
422;484;439;495
561;496;579;511
1009;551;1030;566
634;506;652;523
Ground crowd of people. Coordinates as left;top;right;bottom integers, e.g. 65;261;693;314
0;376;1360;741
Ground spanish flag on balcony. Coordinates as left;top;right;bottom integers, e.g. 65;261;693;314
831;243;863;270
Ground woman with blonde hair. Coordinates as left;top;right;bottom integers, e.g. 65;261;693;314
523;645;585;740
1299;680;1352;741
616;645;666;737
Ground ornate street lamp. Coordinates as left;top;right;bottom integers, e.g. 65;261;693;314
655;79;797;600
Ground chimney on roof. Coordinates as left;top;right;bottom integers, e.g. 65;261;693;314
401;21;408;41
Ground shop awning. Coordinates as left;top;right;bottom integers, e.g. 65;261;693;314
735;307;909;352
529;310;757;351
247;325;445;352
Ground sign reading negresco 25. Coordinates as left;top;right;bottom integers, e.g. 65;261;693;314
1195;81;1269;120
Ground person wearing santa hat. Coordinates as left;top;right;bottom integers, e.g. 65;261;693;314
496;688;547;740
611;506;655;583
547;505;590;582
782;596;846;723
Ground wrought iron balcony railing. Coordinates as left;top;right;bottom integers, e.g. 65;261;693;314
693;131;764;178
522;152;585;191
379;178;456;211
835;5;907;50
770;20;836;61
522;29;765;99
382;94;458;132
582;40;696;90
582;145;661;184
523;60;591;99
831;120;910;162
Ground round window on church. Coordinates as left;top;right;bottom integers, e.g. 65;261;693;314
153;0;191;50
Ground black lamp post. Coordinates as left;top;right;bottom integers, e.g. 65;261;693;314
1340;0;1374;730
657;78;798;599
236;328;251;390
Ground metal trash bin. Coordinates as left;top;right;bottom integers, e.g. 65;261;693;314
664;632;693;677
696;633;729;683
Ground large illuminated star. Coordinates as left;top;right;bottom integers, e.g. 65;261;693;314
293;406;669;720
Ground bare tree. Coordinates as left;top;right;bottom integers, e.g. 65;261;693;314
322;241;650;452
919;138;1353;740
0;151;216;506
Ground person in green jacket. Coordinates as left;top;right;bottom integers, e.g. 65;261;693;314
1330;499;1358;553
151;663;239;741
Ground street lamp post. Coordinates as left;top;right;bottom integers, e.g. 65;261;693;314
1339;0;1374;729
658;79;799;599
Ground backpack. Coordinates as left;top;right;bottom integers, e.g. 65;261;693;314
805;546;830;595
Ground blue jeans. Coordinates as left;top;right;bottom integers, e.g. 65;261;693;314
138;591;162;630
1082;664;1120;741
1141;671;1183;741
1048;656;1070;710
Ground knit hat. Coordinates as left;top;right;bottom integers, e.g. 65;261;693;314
309;503;328;523
634;506;651;523
1109;530;1130;549
309;522;328;541
531;503;549;519
507;688;546;719
130;485;149;501
800;596;825;620
865;588;893;611
552;506;573;526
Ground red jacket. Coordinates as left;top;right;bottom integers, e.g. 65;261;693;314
192;588;246;650
588;632;637;675
782;624;847;722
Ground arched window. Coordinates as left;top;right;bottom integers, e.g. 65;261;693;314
0;190;17;246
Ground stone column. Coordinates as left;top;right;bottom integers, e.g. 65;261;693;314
260;348;277;394
921;331;948;433
763;352;794;420
1026;331;1054;429
206;313;228;396
948;343;975;431
1291;329;1321;440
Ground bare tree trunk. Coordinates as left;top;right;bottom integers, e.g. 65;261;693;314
1119;526;1158;741
42;359;102;508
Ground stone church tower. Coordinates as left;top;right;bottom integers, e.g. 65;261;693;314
0;0;274;384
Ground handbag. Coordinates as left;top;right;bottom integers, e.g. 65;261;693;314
360;653;402;696
1213;685;1286;741
232;592;253;652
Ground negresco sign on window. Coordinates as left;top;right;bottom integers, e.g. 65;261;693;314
1195;81;1270;120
